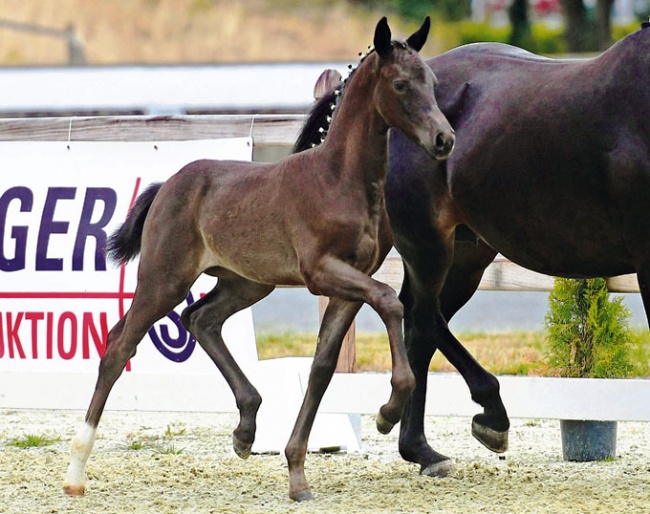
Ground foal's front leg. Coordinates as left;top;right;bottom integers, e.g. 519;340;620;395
307;258;415;434
285;297;362;501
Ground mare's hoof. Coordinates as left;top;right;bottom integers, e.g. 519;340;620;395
471;419;508;453
291;489;314;502
421;459;455;478
376;412;395;435
62;484;86;496
232;434;253;460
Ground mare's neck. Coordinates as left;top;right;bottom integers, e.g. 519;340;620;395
592;28;650;88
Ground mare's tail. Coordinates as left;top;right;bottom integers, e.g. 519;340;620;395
106;182;163;264
292;87;339;154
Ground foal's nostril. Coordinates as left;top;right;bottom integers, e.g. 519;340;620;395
435;132;454;155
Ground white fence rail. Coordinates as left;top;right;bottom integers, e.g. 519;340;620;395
0;115;646;426
0;114;638;293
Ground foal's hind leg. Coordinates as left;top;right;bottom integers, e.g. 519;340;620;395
181;272;274;459
63;276;194;496
284;297;362;501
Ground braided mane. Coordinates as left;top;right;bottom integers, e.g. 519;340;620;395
293;47;377;154
293;40;417;155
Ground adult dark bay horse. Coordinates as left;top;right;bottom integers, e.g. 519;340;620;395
63;17;455;502
295;24;650;477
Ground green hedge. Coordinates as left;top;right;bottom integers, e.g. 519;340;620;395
449;21;566;54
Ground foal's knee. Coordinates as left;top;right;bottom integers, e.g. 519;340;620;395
372;285;404;326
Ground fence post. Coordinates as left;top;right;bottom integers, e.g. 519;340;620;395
65;24;86;65
0;19;86;65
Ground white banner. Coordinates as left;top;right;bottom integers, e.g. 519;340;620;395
0;138;256;378
0;138;364;454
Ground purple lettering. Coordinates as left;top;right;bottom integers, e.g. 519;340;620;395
36;187;76;271
73;188;117;271
0;186;33;272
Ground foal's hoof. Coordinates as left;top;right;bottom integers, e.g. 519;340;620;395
471;419;508;453
291;489;314;502
421;459;455;478
62;484;86;497
376;412;395;435
232;434;253;460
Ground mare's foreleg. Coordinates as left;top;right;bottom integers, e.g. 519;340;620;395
398;268;454;477
397;239;508;477
438;242;509;451
284;297;362;501
181;272;274;459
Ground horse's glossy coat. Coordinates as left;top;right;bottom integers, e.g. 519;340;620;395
296;25;650;476
62;17;454;501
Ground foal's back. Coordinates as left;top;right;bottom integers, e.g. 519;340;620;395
143;143;387;287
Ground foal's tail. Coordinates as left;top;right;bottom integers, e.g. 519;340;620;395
106;182;163;264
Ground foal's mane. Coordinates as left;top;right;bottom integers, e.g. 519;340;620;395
293;45;378;154
294;41;416;155
293;38;420;155
292;87;339;154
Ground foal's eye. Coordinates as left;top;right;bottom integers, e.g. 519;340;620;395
393;81;408;93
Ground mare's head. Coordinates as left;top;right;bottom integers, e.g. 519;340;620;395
371;17;454;160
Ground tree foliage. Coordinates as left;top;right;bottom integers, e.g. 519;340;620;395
349;0;470;21
545;278;632;378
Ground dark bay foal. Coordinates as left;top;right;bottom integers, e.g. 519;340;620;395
63;17;454;501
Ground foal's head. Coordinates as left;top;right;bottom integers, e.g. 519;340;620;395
371;17;454;160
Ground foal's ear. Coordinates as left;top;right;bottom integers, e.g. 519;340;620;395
406;16;431;52
374;17;393;59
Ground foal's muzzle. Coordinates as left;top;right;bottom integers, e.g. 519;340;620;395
432;130;455;160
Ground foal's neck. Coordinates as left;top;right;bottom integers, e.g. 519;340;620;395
318;54;390;186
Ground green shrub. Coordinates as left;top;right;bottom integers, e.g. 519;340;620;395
544;278;633;378
530;23;567;54
450;20;565;54
455;21;511;46
612;21;644;41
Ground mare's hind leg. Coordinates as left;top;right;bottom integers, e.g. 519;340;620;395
180;271;274;459
63;275;194;496
397;239;508;477
284;297;362;501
